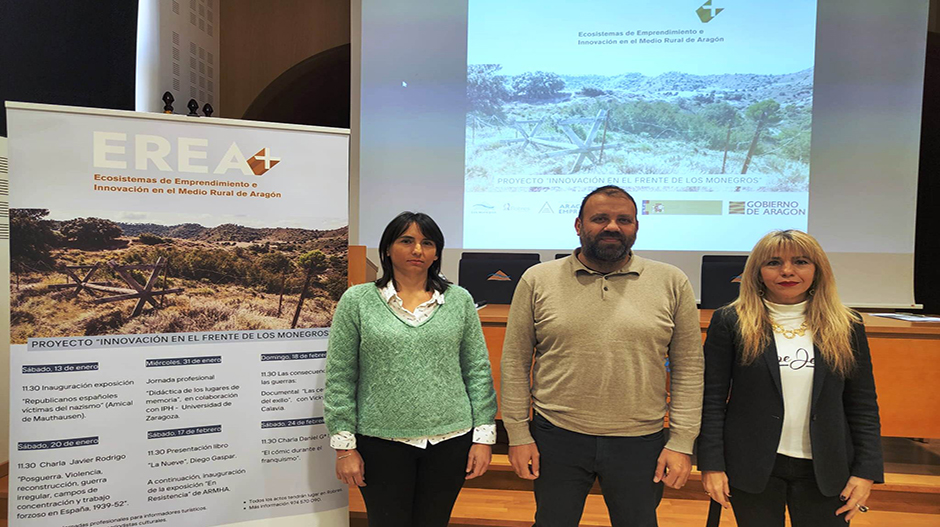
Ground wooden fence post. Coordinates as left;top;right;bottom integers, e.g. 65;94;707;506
291;267;314;329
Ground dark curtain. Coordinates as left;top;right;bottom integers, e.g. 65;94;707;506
915;32;939;313
0;0;138;136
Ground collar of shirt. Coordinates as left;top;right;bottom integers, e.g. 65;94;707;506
568;248;645;277
379;281;445;309
763;299;808;324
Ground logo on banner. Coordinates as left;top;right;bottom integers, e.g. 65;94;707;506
732;201;806;216
696;0;724;23
557;204;579;215
248;148;281;175
539;202;554;214
487;270;512;281
642;200;666;215
92;132;282;177
502;203;531;213
471;203;496;214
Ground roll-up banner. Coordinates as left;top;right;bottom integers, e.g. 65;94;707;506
5;102;350;527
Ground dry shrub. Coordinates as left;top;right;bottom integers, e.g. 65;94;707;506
215;309;285;331
83;309;126;335
11;309;35;325
11;286;51;306
10;292;94;343
119;310;184;335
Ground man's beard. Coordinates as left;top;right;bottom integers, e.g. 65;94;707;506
582;231;634;262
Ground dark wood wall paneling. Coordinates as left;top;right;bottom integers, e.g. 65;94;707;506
219;0;350;120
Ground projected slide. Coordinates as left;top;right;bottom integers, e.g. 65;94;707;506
464;0;817;250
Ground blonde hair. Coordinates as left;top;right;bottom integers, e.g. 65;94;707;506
732;230;860;377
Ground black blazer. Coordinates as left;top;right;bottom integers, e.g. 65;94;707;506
697;306;884;496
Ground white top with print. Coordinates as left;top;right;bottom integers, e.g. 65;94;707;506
767;299;814;460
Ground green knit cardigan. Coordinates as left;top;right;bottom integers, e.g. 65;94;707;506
324;283;497;439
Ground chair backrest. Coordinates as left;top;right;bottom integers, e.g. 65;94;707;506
700;255;748;309
458;253;540;304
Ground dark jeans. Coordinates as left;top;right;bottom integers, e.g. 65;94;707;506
356;433;472;527
531;413;665;527
730;454;849;527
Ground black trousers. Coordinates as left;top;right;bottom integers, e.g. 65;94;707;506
531;413;665;527
356;433;472;527
730;454;849;527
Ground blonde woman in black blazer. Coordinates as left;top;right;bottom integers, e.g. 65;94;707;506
698;230;883;526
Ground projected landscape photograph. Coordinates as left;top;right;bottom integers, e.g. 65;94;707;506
465;0;817;195
466;66;813;193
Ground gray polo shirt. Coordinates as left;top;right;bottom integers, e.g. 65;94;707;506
500;252;704;454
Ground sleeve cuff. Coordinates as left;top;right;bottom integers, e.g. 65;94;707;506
665;432;695;456
504;420;535;446
472;424;497;445
696;458;725;472
851;466;885;484
331;431;356;450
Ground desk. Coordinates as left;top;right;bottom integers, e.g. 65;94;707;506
479;305;940;438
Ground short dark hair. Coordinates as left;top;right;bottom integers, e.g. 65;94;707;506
578;185;638;219
375;211;449;293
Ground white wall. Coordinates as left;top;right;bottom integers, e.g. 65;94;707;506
136;0;221;115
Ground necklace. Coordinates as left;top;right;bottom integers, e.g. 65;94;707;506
772;321;809;339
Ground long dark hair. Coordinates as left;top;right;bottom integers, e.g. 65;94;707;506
375;212;449;293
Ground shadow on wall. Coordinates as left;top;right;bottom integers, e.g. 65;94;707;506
242;44;351;129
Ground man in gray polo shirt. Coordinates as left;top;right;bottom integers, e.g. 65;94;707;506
501;185;704;527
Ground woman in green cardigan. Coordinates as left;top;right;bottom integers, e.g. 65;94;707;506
324;211;498;527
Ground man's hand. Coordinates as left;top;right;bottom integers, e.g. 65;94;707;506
653;448;691;489
702;470;731;508
508;442;540;480
465;444;492;480
335;450;366;487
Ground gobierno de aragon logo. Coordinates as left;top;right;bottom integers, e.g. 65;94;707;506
92;132;281;177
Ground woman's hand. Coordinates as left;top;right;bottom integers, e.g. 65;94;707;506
702;470;731;509
465;444;492;480
836;476;873;522
335;450;366;487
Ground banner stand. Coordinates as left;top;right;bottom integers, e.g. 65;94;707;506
5;102;350;527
